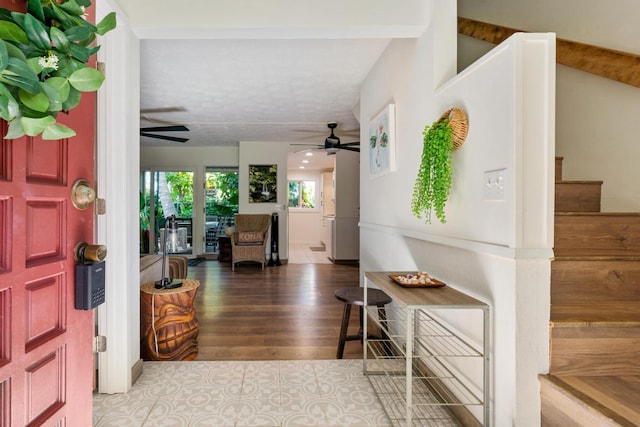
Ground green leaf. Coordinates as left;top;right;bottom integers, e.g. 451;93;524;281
27;0;45;21
5;119;25;139
43;123;75;140
0;82;19;119
50;27;71;53
69;66;104;92
21;115;56;136
19;87;49;112
61;86;81;111
69;42;91;62
4;42;26;61
0;41;8;73
0;57;41;94
59;0;84;17
23;13;51;51
0;95;12;121
44;76;70;103
0;8;13;21
75;0;91;7
64;24;92;42
96;12;117;36
44;4;72;29
0;21;29;44
39;81;62;112
26;56;42;74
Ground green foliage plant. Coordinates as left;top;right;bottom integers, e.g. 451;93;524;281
0;0;116;139
411;117;454;224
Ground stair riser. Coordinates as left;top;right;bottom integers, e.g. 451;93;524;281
555;157;564;182
555;182;601;212
555;215;640;252
552;260;640;303
550;326;640;376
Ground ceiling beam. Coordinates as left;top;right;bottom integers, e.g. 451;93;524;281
458;17;640;89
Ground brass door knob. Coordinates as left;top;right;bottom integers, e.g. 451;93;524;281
74;242;107;263
71;179;96;210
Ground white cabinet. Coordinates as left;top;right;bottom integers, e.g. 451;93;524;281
363;272;490;426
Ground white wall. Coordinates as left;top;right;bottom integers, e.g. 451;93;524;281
288;169;324;245
358;1;554;424
458;0;640;211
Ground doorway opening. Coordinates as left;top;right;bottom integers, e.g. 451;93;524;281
204;167;239;257
140;170;194;255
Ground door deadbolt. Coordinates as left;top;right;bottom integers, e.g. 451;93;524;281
71;179;96;210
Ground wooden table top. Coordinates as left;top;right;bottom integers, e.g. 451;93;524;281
364;272;487;308
141;279;199;295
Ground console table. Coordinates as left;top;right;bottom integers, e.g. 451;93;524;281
363;272;490;426
140;279;200;361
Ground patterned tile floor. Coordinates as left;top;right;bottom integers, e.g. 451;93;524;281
93;359;392;427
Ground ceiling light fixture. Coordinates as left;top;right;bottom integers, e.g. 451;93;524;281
302;160;309;164
299;166;305;169
305;152;313;156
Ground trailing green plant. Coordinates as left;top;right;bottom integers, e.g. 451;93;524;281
411;118;454;224
0;0;116;139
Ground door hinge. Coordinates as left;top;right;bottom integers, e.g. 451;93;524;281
94;335;107;353
97;61;106;74
96;198;106;215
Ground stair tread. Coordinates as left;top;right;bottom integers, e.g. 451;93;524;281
541;375;640;426
556;180;604;184
551;301;640;325
554;248;640;259
556;212;640;217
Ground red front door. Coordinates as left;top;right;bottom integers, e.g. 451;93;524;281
0;1;97;425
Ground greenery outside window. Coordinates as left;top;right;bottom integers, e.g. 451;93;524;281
288;180;317;209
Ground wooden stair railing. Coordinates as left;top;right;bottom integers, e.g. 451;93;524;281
540;157;640;426
458;17;640;89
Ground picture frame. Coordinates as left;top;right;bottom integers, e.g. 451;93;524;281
249;164;277;203
368;104;396;178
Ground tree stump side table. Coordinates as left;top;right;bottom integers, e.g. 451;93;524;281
140;279;200;361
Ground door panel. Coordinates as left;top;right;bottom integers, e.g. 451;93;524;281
0;0;97;424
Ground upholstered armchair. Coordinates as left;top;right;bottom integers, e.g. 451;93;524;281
231;214;271;271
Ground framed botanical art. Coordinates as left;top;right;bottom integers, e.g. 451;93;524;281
249;164;277;203
368;104;396;178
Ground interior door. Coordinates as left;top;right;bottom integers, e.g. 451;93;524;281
0;1;97;424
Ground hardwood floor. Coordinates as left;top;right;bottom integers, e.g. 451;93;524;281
188;260;365;361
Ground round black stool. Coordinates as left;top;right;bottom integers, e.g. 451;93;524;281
334;287;392;359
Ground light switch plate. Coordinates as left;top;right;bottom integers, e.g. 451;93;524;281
483;169;506;200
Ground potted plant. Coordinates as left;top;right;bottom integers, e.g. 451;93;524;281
411;107;468;224
0;0;116;139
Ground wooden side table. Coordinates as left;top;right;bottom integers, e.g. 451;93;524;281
140;279;200;361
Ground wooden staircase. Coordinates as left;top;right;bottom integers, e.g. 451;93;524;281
540;157;640;426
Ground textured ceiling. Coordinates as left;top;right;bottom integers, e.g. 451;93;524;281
140;38;390;170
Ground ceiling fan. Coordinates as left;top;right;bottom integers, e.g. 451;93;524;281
140;125;190;143
139;108;190;143
292;122;360;154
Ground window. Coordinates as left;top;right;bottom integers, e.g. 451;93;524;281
288;180;316;209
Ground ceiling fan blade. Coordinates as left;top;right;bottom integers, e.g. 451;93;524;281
140;107;186;114
340;141;360;146
338;146;360;152
290;143;323;147
140;125;189;132
140;132;189;143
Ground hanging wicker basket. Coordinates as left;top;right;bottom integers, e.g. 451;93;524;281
437;107;468;151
